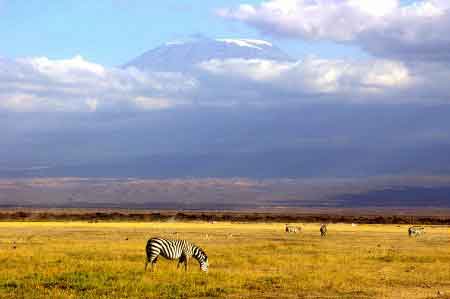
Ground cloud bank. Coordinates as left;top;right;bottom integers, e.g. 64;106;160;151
0;55;196;112
2;54;450;112
218;0;450;62
198;58;412;102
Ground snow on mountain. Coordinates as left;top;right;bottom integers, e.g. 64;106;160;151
215;39;273;50
123;37;291;73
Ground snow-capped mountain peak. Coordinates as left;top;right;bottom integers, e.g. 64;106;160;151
124;37;291;72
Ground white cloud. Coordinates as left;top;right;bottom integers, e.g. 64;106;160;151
199;58;291;81
198;57;414;102
0;56;197;112
25;55;106;79
347;0;399;17
1;53;450;112
133;96;177;110
218;0;450;61
85;98;99;112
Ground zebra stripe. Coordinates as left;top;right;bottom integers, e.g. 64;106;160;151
145;237;208;272
408;226;424;237
285;225;300;233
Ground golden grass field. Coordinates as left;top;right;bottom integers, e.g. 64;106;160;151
0;221;449;299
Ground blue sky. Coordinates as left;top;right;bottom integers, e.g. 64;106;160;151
0;0;420;65
0;0;259;65
0;0;371;65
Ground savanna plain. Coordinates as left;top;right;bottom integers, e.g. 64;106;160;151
1;221;449;299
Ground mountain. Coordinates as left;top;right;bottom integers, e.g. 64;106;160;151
3;39;450;184
123;37;292;72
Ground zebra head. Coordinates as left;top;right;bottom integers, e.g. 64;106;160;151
194;246;209;272
201;256;209;272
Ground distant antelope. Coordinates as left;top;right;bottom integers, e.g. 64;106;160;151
285;224;301;233
320;224;328;237
408;226;425;237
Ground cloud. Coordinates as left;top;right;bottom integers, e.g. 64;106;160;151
0;55;197;112
197;57;427;103
199;58;291;81
1;52;450;113
133;96;178;110
218;0;450;62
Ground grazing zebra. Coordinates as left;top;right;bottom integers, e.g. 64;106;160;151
285;224;301;233
408;226;425;237
320;224;328;237
145;237;208;272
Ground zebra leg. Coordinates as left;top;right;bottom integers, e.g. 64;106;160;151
150;256;158;272
144;254;155;272
146;240;158;272
184;256;189;272
177;255;185;269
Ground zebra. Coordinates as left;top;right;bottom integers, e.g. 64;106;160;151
408;226;425;237
145;237;209;272
285;224;301;233
320;224;328;237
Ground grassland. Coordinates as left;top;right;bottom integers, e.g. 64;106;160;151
0;221;449;299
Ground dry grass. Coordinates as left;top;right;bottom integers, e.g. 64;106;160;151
0;222;449;298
